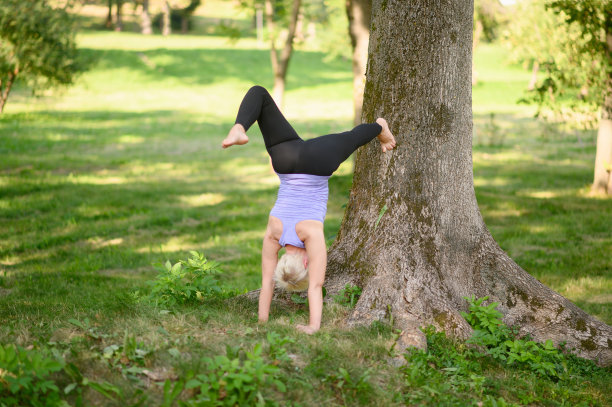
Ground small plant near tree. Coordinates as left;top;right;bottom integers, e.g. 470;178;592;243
333;284;362;308
144;251;229;306
461;295;565;378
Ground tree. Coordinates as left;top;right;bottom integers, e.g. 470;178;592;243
505;0;611;195
324;0;612;365
346;0;371;126
162;0;172;35
264;0;302;108
548;0;611;195
141;0;153;34
177;0;202;34
0;0;82;113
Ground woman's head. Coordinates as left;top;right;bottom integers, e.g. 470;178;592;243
274;252;308;292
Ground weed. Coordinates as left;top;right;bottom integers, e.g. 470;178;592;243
266;331;295;364
461;295;565;378
324;367;374;406
179;343;286;406
144;251;230;307
333;284;362;308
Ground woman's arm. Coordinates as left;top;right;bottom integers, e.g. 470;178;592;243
298;226;327;334
259;231;280;322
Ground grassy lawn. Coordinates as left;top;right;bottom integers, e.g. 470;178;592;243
0;4;610;405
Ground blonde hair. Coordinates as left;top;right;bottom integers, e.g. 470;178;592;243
274;253;308;292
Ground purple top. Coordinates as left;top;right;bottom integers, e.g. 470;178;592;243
270;173;330;248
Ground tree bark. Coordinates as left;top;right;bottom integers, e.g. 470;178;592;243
264;0;302;109
325;0;612;366
162;1;171;36
115;0;123;32
591;33;612;195
0;70;17;114
141;0;153;35
106;0;113;29
346;0;372;125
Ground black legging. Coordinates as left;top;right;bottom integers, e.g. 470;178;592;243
234;86;382;176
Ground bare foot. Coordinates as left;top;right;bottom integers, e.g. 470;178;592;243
376;118;396;152
221;124;249;148
296;324;318;335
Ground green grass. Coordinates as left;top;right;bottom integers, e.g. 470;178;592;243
1;5;611;405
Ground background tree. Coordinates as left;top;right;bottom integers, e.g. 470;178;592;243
346;0;371;126
0;0;83;113
140;0;153;34
324;0;612;365
504;0;611;195
162;0;172;35
264;0;302;108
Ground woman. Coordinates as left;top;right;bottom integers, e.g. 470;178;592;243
222;86;396;334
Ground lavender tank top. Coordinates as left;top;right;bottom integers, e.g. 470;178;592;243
270;173;330;248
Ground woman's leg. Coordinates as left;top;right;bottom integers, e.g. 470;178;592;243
234;85;301;148
223;86;304;173
295;122;383;176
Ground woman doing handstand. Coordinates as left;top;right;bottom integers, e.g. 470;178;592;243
222;86;396;334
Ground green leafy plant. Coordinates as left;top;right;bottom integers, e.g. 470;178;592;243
401;327;498;405
461;295;565;378
266;331;295;364
102;330;151;381
146;251;228;306
333;284;362;308
180;344;286;406
324;367;374;406
0;344;64;407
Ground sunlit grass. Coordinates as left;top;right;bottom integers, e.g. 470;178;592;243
0;16;610;405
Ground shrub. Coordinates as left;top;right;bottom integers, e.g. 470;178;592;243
145;251;228;306
0;344;64;407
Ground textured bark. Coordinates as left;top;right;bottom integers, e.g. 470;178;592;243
346;0;372;125
325;0;612;366
592;34;612;195
141;0;152;35
265;0;302;109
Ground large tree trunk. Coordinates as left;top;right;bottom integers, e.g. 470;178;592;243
592;33;612;195
346;0;371;125
325;0;612;366
264;0;302;109
141;0;153;35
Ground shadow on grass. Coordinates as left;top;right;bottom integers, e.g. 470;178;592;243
78;45;350;90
